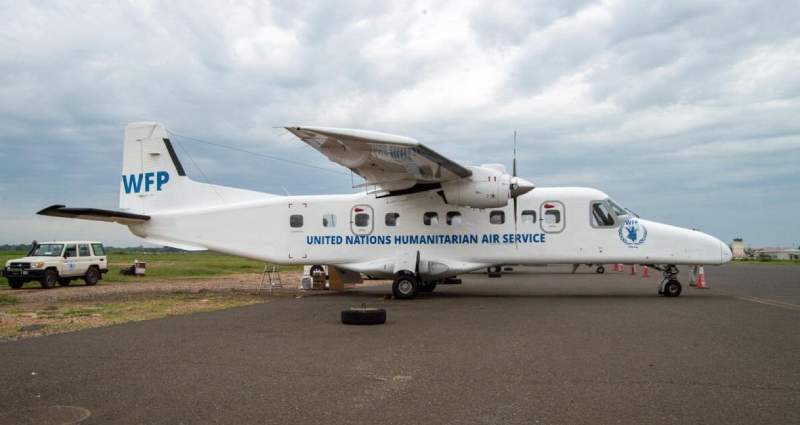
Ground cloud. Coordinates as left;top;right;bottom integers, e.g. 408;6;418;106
0;0;799;247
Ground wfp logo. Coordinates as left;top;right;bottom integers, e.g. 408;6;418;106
122;171;170;194
619;217;647;246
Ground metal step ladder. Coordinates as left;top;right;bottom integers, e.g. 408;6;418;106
259;264;282;295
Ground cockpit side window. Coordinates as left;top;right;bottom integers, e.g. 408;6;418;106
607;198;629;217
590;201;616;227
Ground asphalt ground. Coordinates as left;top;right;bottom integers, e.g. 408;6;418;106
0;263;798;425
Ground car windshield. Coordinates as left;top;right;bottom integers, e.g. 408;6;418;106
32;244;64;257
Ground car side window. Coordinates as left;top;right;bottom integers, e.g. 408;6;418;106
78;244;91;257
92;244;105;256
64;244;77;258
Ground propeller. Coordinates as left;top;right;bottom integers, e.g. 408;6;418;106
508;131;535;248
513;131;518;247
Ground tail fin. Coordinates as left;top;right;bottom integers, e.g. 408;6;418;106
120;122;273;214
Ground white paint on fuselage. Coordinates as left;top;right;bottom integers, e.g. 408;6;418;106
128;186;731;276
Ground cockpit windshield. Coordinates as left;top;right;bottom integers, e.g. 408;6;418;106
607;198;629;217
31;244;64;257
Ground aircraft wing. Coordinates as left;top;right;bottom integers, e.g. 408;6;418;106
285;126;472;192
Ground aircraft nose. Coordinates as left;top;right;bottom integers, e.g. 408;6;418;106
720;240;733;263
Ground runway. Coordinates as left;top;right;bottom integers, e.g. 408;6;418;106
1;263;798;424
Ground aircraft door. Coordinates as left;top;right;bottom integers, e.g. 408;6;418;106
540;201;565;233
288;202;308;260
350;205;374;236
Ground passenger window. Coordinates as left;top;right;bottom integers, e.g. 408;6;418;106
489;210;505;225
423;212;439;226
91;244;105;256
64;244;77;258
290;214;303;228
544;210;561;224
385;212;399;227
354;213;370;227
446;211;462;225
590;201;615;227
522;210;536;224
322;214;336;227
79;244;91;257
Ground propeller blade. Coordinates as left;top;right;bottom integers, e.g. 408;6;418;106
513;131;517;177
513;194;518;248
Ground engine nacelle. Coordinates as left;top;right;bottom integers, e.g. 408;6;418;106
441;165;511;208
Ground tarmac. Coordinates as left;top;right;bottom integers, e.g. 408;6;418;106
0;263;798;424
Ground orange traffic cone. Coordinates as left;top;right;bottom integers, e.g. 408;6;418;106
629;264;637;275
642;265;649;278
696;266;707;289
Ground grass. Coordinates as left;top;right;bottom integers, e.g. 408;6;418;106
0;250;302;287
0;293;19;305
0;292;266;340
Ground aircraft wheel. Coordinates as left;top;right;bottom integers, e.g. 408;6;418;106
596;266;605;274
392;274;418;299
663;279;682;297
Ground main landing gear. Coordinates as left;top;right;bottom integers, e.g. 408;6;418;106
656;265;682;297
392;273;441;299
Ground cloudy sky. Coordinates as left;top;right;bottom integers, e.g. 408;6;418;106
1;0;799;247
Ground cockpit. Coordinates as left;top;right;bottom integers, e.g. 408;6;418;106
590;198;635;228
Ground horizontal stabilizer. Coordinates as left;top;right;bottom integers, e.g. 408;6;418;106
37;205;150;225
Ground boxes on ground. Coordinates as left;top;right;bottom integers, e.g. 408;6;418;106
134;260;146;276
312;269;326;290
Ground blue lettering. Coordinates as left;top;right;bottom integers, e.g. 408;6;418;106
144;172;155;192
122;174;143;194
156;171;170;191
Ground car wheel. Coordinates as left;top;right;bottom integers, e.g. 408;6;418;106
41;269;58;289
8;279;24;289
84;267;100;286
59;278;71;287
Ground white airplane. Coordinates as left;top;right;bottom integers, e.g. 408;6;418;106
39;122;732;299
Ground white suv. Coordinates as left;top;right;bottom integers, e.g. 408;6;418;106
3;241;109;289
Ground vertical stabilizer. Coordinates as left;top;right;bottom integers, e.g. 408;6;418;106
119;122;274;214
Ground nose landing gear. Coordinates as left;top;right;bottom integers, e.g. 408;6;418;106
656;265;682;297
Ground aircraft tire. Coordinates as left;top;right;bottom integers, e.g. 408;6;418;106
663;279;682;297
392;274;418;299
596;266;605;274
341;307;386;325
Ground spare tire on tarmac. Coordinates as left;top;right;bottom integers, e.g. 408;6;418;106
341;306;387;325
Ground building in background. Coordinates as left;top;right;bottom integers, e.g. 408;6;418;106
753;247;800;261
730;238;746;259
